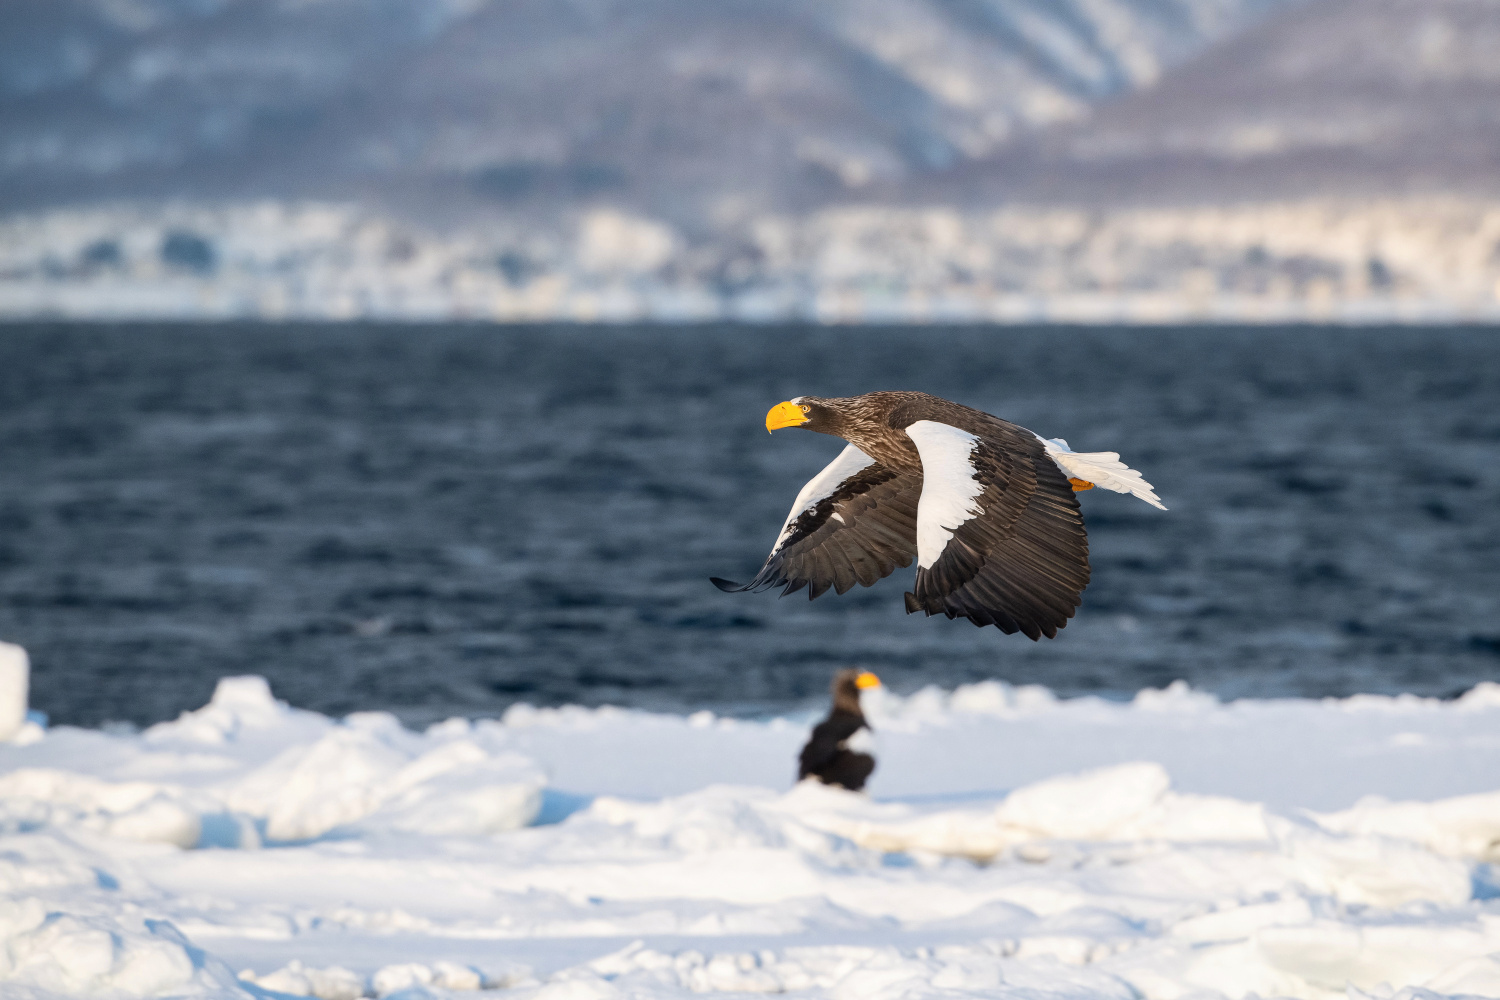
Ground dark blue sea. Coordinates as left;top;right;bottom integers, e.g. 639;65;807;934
1;323;1498;728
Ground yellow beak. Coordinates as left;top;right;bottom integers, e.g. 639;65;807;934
855;671;881;690
765;400;809;433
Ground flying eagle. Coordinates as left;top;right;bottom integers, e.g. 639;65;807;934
712;391;1165;640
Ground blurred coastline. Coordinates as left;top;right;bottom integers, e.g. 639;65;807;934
5;0;1500;324
7;197;1500;324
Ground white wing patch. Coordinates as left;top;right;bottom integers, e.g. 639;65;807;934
843;726;877;755
771;443;875;552
1037;436;1167;510
905;420;985;569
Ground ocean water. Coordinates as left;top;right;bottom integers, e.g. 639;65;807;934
0;322;1497;728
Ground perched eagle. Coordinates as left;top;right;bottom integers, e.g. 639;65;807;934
799;669;881;791
713;391;1164;640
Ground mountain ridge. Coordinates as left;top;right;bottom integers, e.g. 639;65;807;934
1;0;1294;222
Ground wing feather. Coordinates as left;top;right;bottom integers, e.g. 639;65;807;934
1038;437;1167;510
906;420;1091;639
713;444;920;599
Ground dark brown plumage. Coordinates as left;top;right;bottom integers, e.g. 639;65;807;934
798;669;878;791
713;391;1162;640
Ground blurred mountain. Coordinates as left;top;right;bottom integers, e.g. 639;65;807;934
8;0;1500;323
947;0;1500;203
2;0;1289;226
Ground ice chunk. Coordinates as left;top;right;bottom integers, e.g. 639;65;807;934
996;762;1171;840
1427;953;1500;995
246;727;411;840
1270;815;1472;908
787;762;1267;860
1317;789;1500;860
208;675;279;712
364;744;546;837
145;673;304;745
0;905;247;997
0;769;201;848
246;960;365;999
0;641;29;742
231;723;545;841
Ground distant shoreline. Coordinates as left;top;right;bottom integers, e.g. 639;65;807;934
4;198;1499;326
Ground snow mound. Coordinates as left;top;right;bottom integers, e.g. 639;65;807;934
240;957;521;999
242;960;365;1000
1318;790;1500;862
0;836;250;998
785;762;1269;863
228;713;544;841
0;675;544;848
0;642;29;743
542;939;1137;1000
0;769;202;847
0;913;226;998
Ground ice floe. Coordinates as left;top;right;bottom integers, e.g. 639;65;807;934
4;674;1500;998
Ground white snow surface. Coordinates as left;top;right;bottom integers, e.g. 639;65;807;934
0;641;30;743
5;676;1500;999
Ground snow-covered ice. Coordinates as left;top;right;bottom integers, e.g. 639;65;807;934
5;675;1500;999
0;642;29;743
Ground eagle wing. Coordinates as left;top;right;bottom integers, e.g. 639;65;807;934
712;443;919;599
903;420;1090;640
797;711;865;777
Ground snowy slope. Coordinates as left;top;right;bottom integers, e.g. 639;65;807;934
5;675;1500;998
960;0;1500;204
0;0;1292;219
